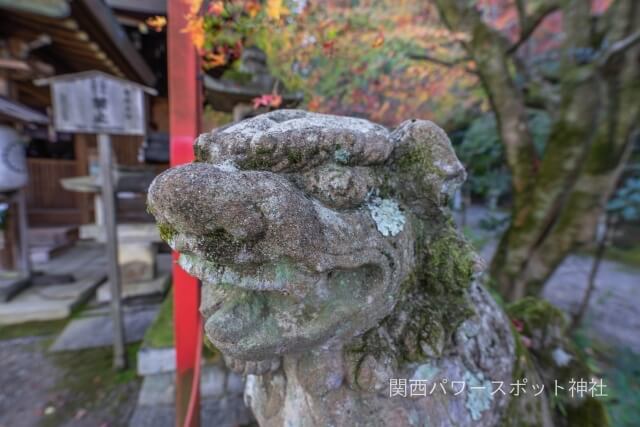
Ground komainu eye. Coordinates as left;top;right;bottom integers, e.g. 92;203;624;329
301;164;370;209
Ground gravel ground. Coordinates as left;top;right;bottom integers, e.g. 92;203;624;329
459;205;640;353
0;336;59;427
0;335;141;427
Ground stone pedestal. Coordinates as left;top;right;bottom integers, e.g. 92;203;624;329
119;242;156;284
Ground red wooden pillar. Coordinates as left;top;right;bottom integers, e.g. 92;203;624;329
167;1;202;426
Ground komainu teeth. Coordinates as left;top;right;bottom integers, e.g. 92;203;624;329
178;253;224;282
178;254;302;294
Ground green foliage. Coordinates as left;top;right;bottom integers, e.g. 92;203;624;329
143;291;174;348
604;347;640;427
458;109;550;201
458;113;509;201
221;64;253;85
252;1;482;126
479;213;510;232
572;331;640;427
461;225;489;251
601;245;640;268
607;177;640;221
189;1;486;126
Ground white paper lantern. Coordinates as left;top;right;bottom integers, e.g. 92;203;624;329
0;126;28;192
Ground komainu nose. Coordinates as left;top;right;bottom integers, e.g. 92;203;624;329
147;163;267;242
147;163;323;260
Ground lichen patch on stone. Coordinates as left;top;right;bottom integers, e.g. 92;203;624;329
463;370;493;421
411;362;439;381
367;196;406;237
213;159;239;172
334;147;350;164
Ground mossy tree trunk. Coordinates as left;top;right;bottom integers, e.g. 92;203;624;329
433;0;640;301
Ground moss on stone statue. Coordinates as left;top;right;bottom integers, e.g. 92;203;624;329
347;221;476;369
193;142;208;163
157;222;177;245
395;143;427;173
243;145;277;170
286;148;303;165
415;221;476;345
197;228;244;261
393;133;455;183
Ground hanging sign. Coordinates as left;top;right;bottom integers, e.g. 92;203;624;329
37;71;156;135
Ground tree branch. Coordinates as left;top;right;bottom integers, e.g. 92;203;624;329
434;0;539;211
407;52;466;67
407;52;477;74
507;2;560;54
598;29;640;66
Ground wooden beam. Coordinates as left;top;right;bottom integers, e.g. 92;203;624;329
74;0;156;86
0;58;30;71
0;0;70;18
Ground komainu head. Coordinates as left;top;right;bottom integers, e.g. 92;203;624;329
147;109;472;364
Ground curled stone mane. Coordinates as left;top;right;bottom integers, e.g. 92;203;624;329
194;109;393;171
348;222;478;375
147;110;552;426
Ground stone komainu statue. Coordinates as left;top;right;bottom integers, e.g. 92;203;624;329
147;110;559;426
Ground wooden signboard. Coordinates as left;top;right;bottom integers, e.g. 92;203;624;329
45;72;151;135
36;71;155;370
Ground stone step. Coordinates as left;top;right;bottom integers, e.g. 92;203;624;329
96;273;170;303
49;303;159;352
28;226;78;247
0;275;104;324
137;345;177;376
0;272;30;302
129;367;252;427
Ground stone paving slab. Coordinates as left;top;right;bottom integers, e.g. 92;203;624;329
137;346;177;376
49;304;159;351
0;273;30;302
96;273;170;302
128;396;254;427
33;241;106;277
137;366;238;406
0;275;104;325
129;366;252;427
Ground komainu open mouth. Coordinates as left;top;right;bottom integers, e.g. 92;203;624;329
177;252;318;296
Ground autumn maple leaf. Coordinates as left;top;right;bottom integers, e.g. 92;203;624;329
252;94;283;109
322;40;336;56
183;16;206;51
372;32;385;48
189;0;203;16
266;0;289;20
146;16;167;32
245;0;261;17
511;318;524;333
307;97;321;111
204;51;227;68
208;1;224;16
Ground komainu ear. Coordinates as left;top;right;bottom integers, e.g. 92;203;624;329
386;119;466;216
